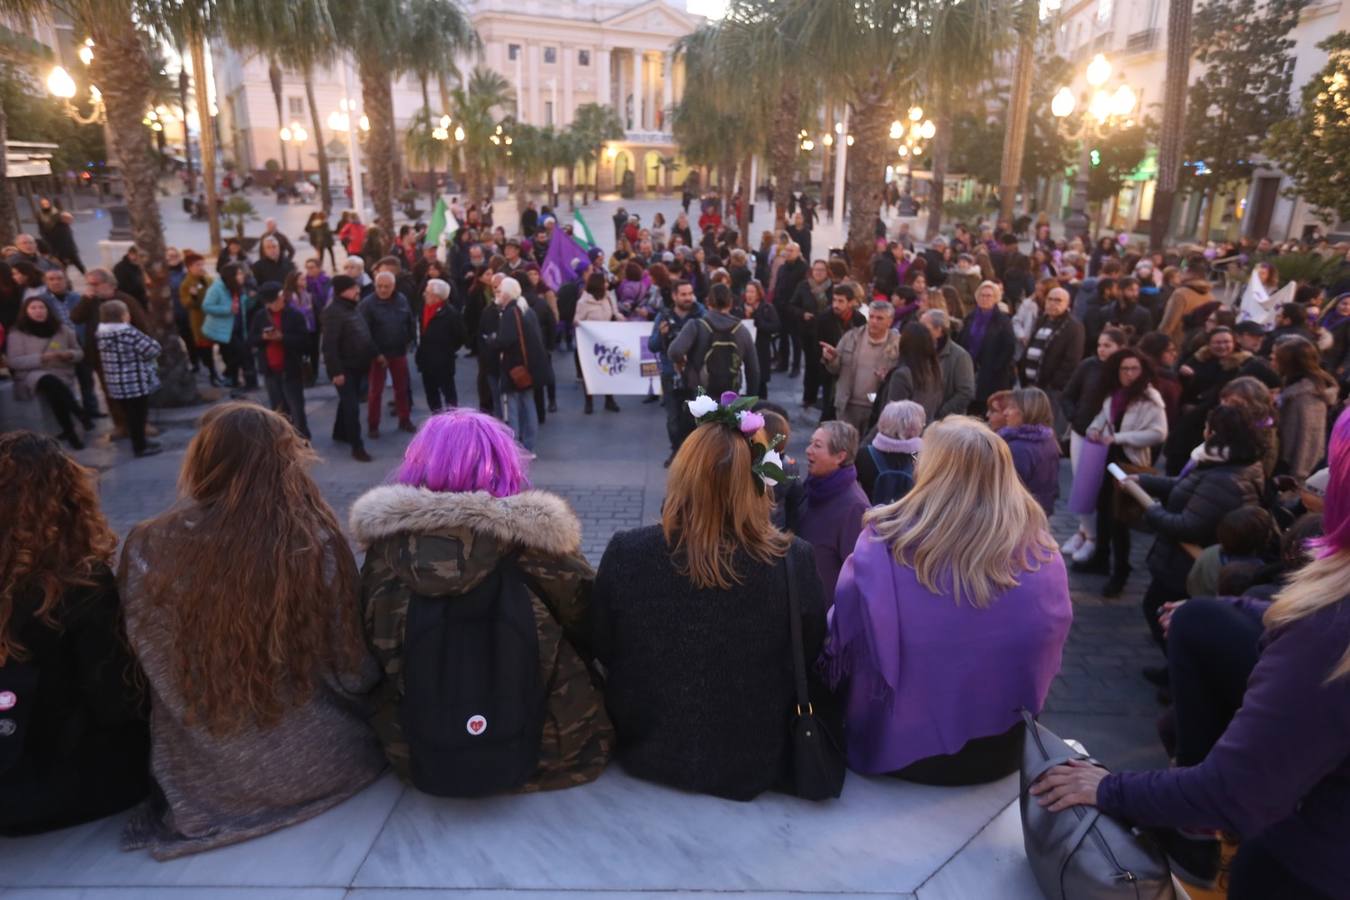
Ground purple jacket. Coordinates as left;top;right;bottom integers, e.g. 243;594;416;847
1000;424;1061;516
824;526;1072;774
1097;598;1350;898
796;467;869;605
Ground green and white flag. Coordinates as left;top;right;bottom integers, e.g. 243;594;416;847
427;197;459;259
571;210;597;249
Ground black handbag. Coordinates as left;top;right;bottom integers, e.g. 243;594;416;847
784;550;845;800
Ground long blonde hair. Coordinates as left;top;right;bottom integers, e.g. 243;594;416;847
662;422;791;590
864;416;1057;607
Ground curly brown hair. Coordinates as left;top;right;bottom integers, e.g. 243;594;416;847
0;432;117;664
135;403;364;735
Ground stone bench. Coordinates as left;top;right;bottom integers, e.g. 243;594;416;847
0;769;1049;898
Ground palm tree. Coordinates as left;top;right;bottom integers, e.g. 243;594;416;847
1150;0;1195;252
671;31;755;221
450;66;515;205
405;107;452;208
997;0;1038;224
920;0;1008;238
267;59;290;182
229;0;342;216
772;0;1010;277
570;101;624;202
331;0;478;233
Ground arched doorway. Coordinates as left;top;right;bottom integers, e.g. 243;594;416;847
642;151;662;192
611;150;634;193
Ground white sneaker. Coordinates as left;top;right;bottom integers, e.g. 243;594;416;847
1072;539;1097;563
1061;531;1086;556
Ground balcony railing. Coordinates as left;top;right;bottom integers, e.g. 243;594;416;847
1125;29;1158;54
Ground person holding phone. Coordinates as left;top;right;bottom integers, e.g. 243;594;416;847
249;282;311;440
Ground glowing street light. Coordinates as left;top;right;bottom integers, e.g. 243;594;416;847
46;66;77;100
453;124;465;142
1086;53;1112;88
1051;86;1076;119
908;106;923;122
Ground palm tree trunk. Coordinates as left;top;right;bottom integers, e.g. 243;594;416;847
999;0;1037;224
1150;0;1194;251
925;91;953;241
565;164;576;211
0;92;19;244
189;33;221;254
90;14;166;264
303;66;332;215
358;55;398;232
269;60;289;183
844;79;890;281
768;82;798;231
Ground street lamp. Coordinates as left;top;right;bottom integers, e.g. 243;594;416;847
1053;53;1138;240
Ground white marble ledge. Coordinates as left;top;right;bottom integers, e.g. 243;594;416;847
0;768;1051;898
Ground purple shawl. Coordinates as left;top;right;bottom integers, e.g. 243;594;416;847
822;525;1072;774
966;307;994;358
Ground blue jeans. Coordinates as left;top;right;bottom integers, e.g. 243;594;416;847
502;385;537;451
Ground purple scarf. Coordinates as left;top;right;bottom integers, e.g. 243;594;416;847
1109;388;1130;428
804;465;859;503
966;307;994;358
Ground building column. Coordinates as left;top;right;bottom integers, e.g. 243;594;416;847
563;45;574;124
616;49;627;125
631;49;643;132
527;43;541;125
662;51;674;132
514;50;524;122
596;47;611;110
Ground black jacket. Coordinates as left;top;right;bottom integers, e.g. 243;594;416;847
1020;314;1084;391
0;567;150;836
490;301;551;388
251;256;295;291
735;302;780;386
958;309;1017;404
358;292;417;357
592;528;837;801
1092;299;1152;345
321;296;376;375
1061;356;1105;436
113;256;147;307
415;302;466;374
816;308;866;350
1140;460;1264;591
772;257;809;310
249;303;311;380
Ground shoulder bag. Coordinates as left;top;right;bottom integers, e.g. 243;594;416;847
1019;709;1175;900
507;305;533;391
784;549;845;800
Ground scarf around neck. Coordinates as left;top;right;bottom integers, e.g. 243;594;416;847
871;434;922;455
804;465;859;503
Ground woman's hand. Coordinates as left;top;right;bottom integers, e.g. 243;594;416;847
1029;759;1109;812
1160;600;1186;637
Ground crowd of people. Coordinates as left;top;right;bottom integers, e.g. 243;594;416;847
1;198;1348;898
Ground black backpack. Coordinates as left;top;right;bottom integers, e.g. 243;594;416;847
398;556;545;797
700;319;744;396
867;445;915;505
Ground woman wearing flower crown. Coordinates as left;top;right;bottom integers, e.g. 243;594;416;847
822;416;1072;785
592;392;838;800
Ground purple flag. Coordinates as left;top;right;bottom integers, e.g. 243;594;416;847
541;229;588;293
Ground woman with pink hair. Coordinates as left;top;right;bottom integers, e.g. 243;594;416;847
349;409;612;795
1032;407;1350;900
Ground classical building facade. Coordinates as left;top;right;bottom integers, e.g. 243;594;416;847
212;0;701;194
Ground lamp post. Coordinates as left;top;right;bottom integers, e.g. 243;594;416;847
327;94;369;214
1052;53;1138;241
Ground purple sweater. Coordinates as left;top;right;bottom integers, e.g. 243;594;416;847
1000;424;1061;516
1097;598;1350;898
797;467;869;605
824;526;1072;774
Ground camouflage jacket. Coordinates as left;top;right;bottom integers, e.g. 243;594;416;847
349;485;612;792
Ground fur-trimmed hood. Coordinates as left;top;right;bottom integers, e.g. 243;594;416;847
349;484;581;556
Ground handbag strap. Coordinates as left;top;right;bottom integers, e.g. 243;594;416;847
513;305;529;369
783;550;812;716
1057;807;1104;881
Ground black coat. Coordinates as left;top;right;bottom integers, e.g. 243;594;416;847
416;302;466;376
490;301;551;388
249;303;311;380
1020;314;1084;391
1061;356;1105;436
958;309;1017;404
1140;460;1264;591
772;257;809;310
0;567;150;836
113;256;147;307
592;527;837;801
251;256;295;291
816;308;866;349
320;296;376;375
